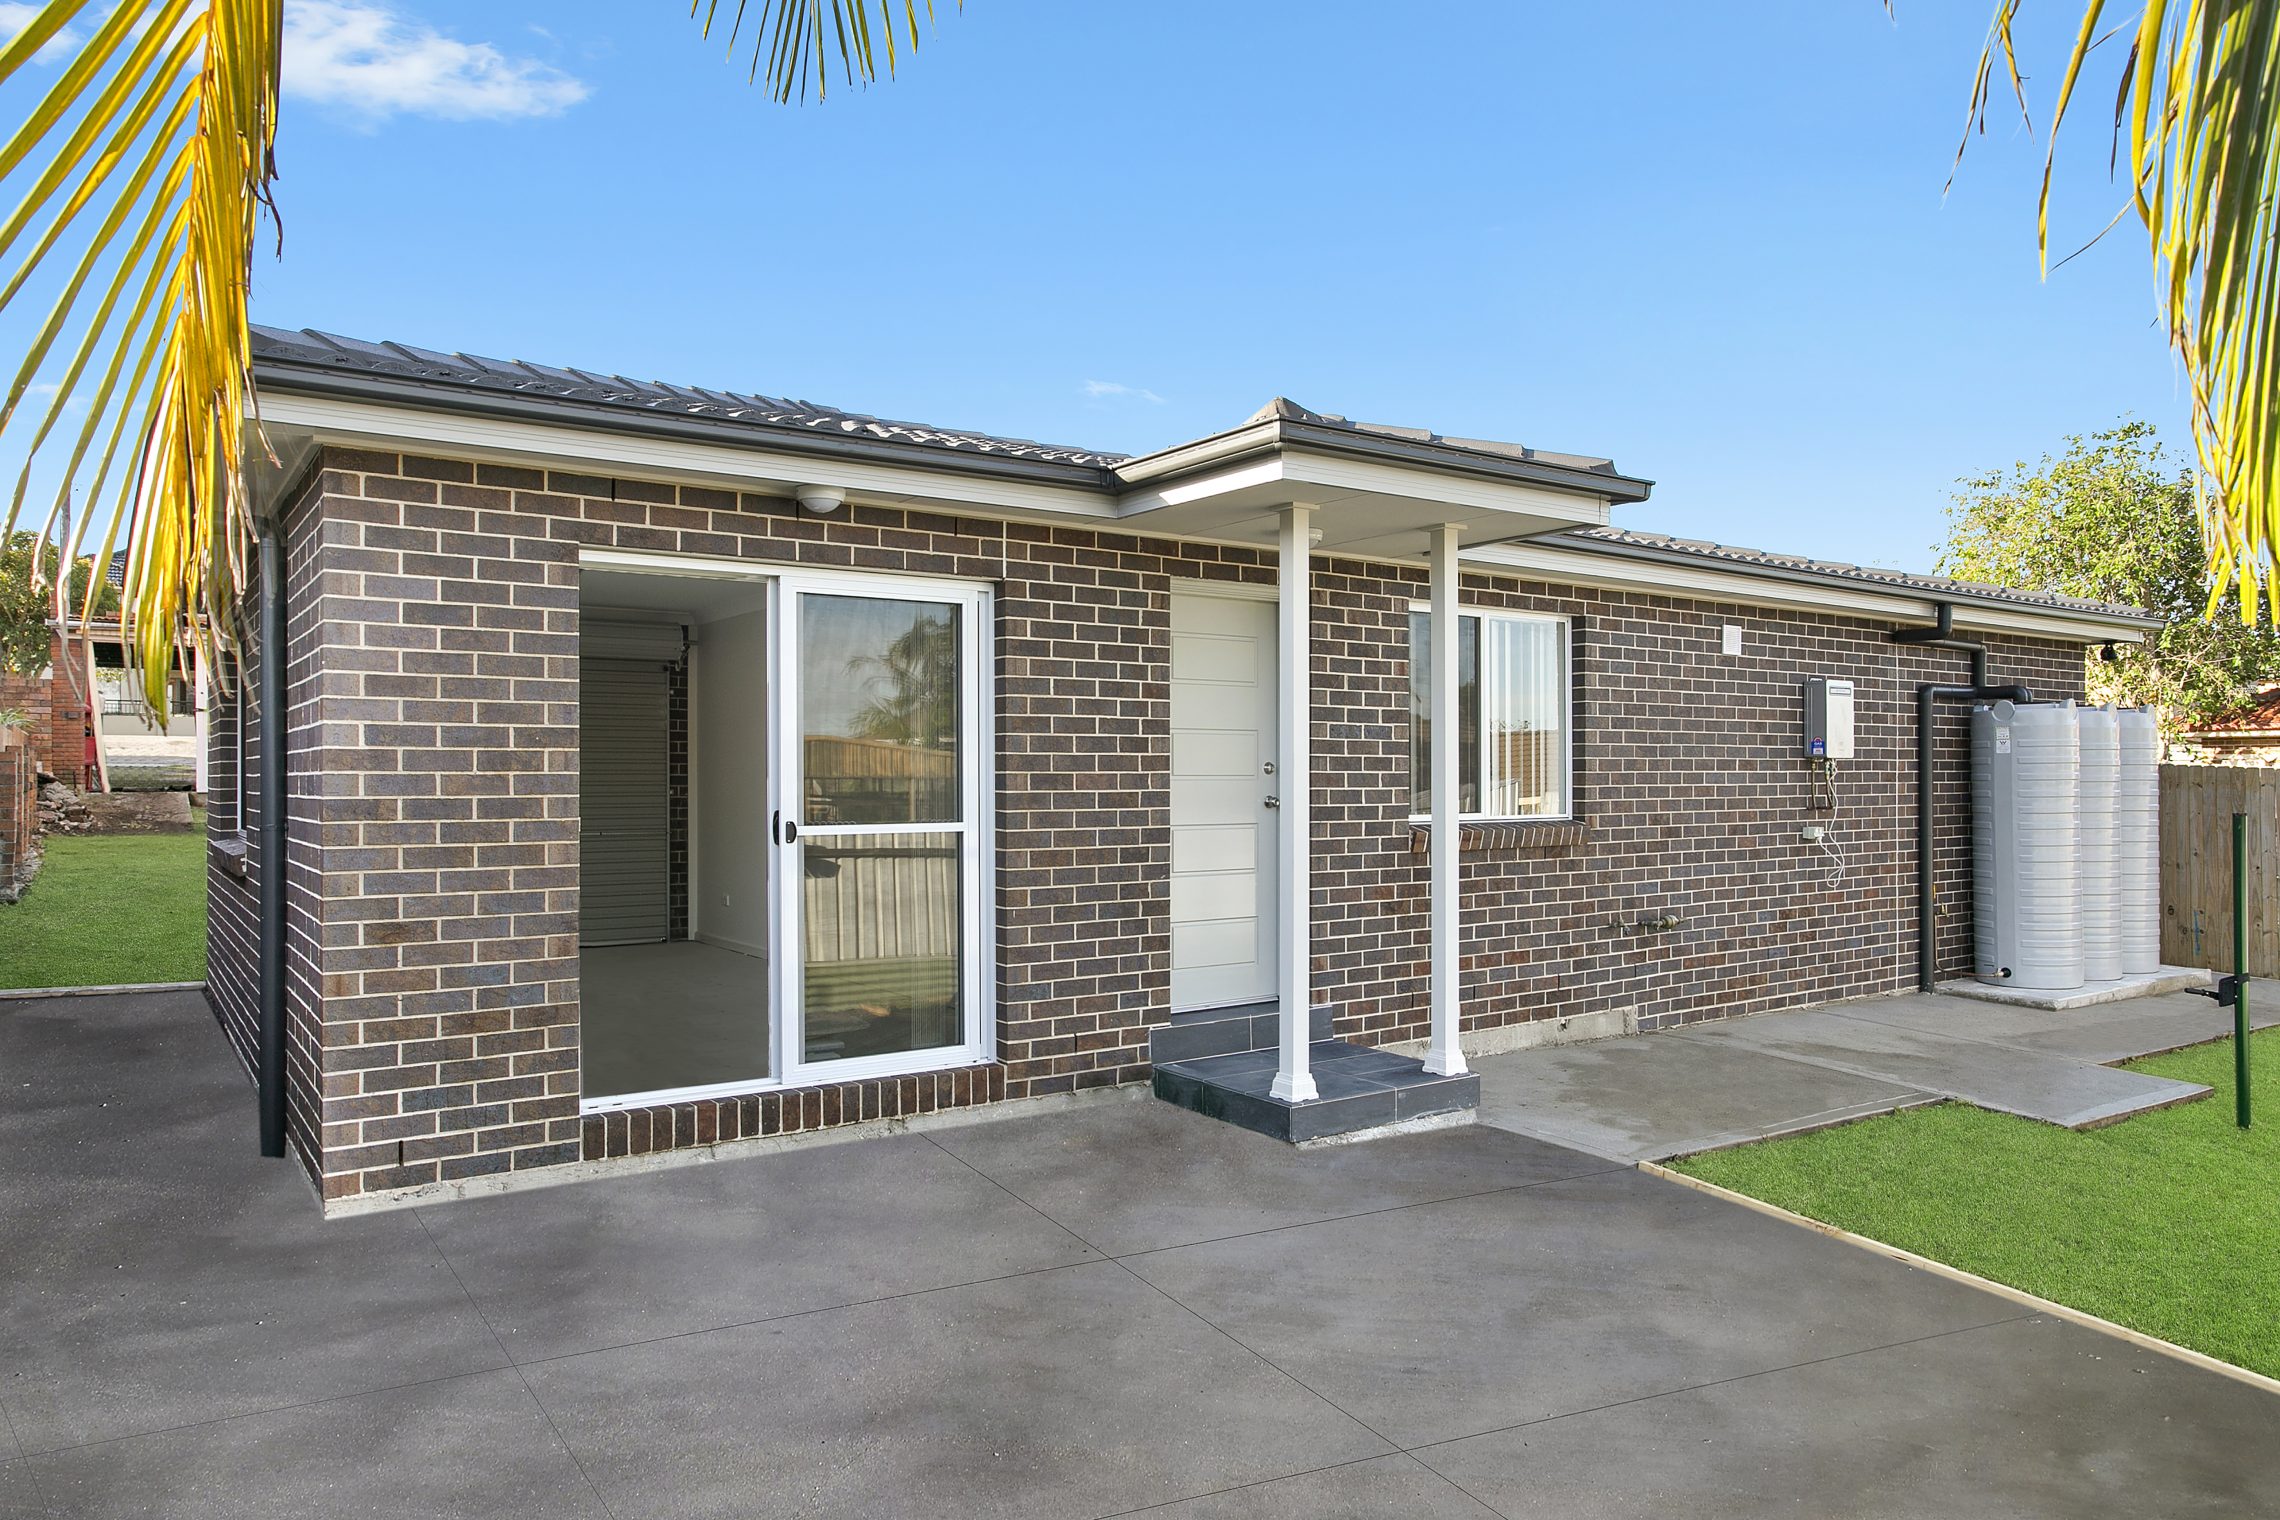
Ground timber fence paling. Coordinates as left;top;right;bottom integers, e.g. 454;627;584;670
2160;765;2279;978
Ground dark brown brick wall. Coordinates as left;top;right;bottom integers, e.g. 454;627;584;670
204;474;331;1184
203;444;2096;1205
1302;562;2084;1046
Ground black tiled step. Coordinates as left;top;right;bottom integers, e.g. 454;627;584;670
1149;1002;1336;1066
1152;1039;1478;1144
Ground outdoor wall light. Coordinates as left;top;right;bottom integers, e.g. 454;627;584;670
796;485;846;516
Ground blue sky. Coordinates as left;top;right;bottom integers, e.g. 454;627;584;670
10;1;2198;574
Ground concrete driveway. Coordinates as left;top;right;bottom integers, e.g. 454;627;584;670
3;991;2277;1518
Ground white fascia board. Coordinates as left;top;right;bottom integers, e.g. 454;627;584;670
257;392;1121;522
1468;541;2149;645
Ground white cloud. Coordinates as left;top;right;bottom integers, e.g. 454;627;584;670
282;1;589;122
1082;380;1165;404
0;3;84;62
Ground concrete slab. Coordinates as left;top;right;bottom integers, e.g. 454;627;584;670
28;1371;608;1520
1938;965;2209;1009
1835;988;2280;1065
927;1100;1614;1258
0;993;508;1452
1413;1314;2277;1519
1682;1009;2210;1128
1121;1169;2024;1451
417;1128;1100;1362
12;989;2280;1516
1117;1454;1501;1518
0;1463;42;1520
521;1260;1391;1520
1471;1032;1941;1162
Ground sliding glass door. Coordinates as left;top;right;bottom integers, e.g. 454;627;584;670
777;576;989;1083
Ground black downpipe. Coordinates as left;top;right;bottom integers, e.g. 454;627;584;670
1896;604;2032;992
258;525;287;1159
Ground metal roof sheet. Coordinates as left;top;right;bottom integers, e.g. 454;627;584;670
1556;527;2156;624
249;325;1133;469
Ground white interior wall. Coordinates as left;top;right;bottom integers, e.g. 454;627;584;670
694;606;770;959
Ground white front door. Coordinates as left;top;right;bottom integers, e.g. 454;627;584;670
1168;592;1279;1011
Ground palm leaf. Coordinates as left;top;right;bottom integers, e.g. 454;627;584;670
0;0;278;715
691;1;952;103
0;0;956;722
1960;1;2280;625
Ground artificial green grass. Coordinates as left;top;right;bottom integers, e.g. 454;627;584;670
1674;1027;2280;1378
0;812;207;989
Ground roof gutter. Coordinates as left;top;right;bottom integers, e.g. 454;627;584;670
1527;531;2163;635
250;360;1119;493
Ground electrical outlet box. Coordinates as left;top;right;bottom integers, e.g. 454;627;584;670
1800;824;1826;843
1803;677;1855;760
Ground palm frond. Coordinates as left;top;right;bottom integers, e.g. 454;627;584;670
0;0;952;726
1965;1;2280;625
0;0;280;714
691;0;952;103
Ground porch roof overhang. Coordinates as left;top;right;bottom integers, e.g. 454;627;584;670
1109;409;1650;556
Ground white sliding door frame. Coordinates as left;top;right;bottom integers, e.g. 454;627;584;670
774;570;995;1087
575;550;995;1115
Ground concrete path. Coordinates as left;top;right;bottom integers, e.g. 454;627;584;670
5;991;2279;1517
1474;987;2274;1164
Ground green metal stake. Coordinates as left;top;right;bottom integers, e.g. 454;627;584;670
2235;811;2252;1130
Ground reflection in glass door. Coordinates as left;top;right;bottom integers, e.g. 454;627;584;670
780;580;987;1079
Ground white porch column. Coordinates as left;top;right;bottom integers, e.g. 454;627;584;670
1272;504;1318;1104
1423;524;1468;1076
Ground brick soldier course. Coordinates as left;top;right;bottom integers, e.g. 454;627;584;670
209;330;2145;1210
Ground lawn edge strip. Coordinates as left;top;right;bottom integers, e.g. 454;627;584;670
1637;1159;2280;1400
0;981;207;1000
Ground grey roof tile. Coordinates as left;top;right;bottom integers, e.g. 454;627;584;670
249;326;1133;470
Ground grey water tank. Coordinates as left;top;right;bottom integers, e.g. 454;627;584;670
2116;707;2162;973
2077;707;2123;981
1972;700;2085;989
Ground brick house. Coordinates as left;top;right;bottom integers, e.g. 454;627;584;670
209;328;2157;1212
2174;683;2280;766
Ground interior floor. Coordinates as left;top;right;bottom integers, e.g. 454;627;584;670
581;941;771;1100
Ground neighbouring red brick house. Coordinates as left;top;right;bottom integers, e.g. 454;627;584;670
210;328;2158;1213
2174;683;2280;766
0;629;80;784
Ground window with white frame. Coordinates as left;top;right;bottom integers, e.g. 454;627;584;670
1409;608;1571;819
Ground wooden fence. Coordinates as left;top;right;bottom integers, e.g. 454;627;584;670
2159;765;2279;976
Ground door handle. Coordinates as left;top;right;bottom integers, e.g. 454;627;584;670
773;810;799;844
1264;795;1281;810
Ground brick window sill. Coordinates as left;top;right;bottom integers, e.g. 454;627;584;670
209;835;249;879
1409;819;1590;857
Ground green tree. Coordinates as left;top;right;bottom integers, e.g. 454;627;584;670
849;613;957;749
0;530;117;673
1939;422;2280;730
